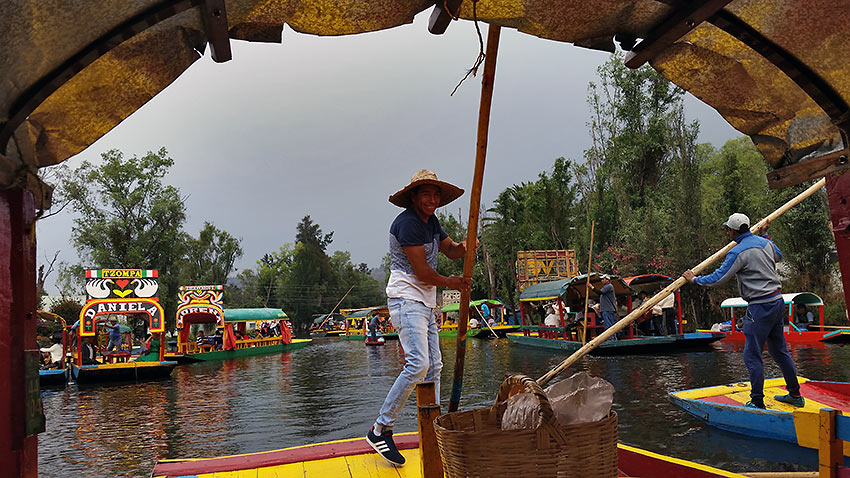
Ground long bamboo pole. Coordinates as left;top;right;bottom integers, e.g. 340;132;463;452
447;24;501;413
316;285;354;331
537;177;826;386
582;221;596;344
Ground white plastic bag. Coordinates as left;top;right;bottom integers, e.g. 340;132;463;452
544;371;614;426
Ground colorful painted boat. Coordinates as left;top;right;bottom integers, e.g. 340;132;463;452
167;294;311;362
310;313;346;337
669;377;850;456
341;306;398;341
439;299;519;338
152;433;752;478
822;329;850;343
37;310;69;387
704;293;849;344
71;269;177;383
511;273;722;353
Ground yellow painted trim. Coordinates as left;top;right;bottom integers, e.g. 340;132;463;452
156;432;417;463
793;409;850;456
519;295;560;302
617;444;750;477
672;377;809;400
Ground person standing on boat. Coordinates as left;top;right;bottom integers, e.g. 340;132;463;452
684;213;804;409
367;170;473;466
105;318;122;352
590;275;618;341
659;290;677;335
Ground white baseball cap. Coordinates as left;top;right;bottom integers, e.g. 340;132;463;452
723;213;750;232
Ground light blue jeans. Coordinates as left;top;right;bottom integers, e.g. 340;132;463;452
375;297;442;429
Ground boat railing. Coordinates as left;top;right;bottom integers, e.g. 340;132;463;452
235;337;284;349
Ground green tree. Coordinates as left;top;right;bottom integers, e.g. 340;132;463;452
181;222;243;286
60;148;186;329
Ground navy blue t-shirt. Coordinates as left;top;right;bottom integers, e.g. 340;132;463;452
389;208;448;274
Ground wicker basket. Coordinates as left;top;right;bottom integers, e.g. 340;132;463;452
433;374;618;478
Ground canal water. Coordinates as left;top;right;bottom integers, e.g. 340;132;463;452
39;338;850;477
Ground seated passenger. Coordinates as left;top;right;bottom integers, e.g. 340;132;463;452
80;336;100;365
469;317;481;329
543;306;561;327
40;336;64;369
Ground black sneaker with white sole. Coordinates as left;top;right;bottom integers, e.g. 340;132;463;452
366;427;405;466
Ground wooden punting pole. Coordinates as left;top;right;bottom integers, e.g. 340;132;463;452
538;178;826;386
447;24;501;413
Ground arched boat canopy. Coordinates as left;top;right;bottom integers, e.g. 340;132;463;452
520;274;632;304
344;306;389;320
623;274;677;294
223;308;289;323
176;285;225;329
720;293;824;308
441;299;503;314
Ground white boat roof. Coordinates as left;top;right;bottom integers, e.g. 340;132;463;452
720;293;823;308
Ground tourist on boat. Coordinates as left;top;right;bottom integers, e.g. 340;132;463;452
469;317;481;328
590;275;618;341
543;305;560;327
368;170;473;466
105;318;122;352
212;329;224;350
794;304;814;331
659;290;677;335
480;302;491;322
80;335;100;365
684;212;804;409
136;334;161;362
40;335;64;369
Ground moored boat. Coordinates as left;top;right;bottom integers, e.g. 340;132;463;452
669;377;850;456
508;273;723;354
37;310;69;387
71;268;177;384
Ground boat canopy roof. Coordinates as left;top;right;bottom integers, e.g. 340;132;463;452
223;308;289;322
345;306;389;320
441;299;503;313
520;274;632;303
720;293;824;308
623;274;676;293
313;313;345;324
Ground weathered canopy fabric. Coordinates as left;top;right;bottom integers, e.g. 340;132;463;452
2;0;848;194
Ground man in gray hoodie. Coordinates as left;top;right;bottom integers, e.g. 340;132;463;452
684;213;803;409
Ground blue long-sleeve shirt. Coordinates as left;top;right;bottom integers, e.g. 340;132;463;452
692;232;782;304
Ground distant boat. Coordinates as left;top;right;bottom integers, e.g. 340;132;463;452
508;273;723;354
701;292;850;344
439;299;519;338
341;306;398;341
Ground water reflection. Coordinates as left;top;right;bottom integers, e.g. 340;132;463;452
38;338;849;477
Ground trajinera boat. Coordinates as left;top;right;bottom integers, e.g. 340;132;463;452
152;432;755;478
702;292;850;344
310;312;346;337
36;310;69;386
507;273;725;354
341;306;396;341
439;299;519;338
669;377;850;457
166;285;310;362
71;269;177;383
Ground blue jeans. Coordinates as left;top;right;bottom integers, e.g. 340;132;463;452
601;311;618;341
375;298;442;429
743;298;800;403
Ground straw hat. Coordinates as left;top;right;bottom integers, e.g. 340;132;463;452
388;170;464;208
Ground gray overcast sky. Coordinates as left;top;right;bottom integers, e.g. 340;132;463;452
37;12;739;294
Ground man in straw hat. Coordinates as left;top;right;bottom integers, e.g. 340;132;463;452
366;170;474;466
684;213;803;409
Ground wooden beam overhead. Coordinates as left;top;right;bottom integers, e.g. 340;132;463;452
766;149;850;190
428;0;463;35
201;0;232;63
624;0;733;69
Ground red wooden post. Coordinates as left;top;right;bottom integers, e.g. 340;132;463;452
819;305;825;329
519;303;527;336
0;188;39;477
557;298;566;340
826;174;850;321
